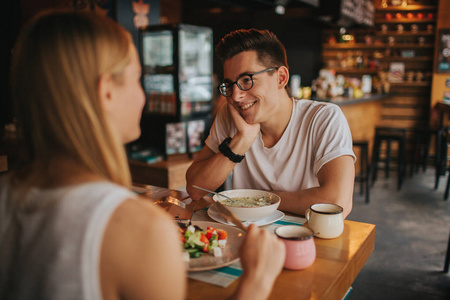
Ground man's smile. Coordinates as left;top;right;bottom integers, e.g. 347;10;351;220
239;101;257;111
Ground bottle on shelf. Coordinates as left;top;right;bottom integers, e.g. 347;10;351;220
356;51;364;69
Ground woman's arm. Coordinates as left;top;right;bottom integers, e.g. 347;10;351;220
100;197;186;300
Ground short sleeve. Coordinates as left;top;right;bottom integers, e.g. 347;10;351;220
312;104;356;175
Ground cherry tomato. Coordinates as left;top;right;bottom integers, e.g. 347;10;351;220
216;229;228;240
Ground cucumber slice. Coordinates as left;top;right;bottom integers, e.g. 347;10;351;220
193;240;206;251
186;248;202;258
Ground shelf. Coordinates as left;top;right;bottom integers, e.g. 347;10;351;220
319;2;438;139
383;43;434;49
323;43;434;50
375;5;437;11
323;43;385;50
389;81;431;87
375;18;436;23
375;31;434;36
378;56;433;62
331;68;380;75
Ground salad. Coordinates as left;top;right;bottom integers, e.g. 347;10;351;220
179;223;228;259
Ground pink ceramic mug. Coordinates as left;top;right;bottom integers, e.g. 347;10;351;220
275;225;316;270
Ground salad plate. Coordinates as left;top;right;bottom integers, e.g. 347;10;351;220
187;221;245;272
207;206;285;227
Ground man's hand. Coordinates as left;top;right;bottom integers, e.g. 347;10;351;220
227;101;260;150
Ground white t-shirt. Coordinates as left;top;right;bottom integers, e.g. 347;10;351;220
205;98;356;191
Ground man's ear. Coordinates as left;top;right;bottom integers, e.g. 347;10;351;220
277;66;289;89
98;73;114;113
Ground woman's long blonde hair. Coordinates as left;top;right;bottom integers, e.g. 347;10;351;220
10;10;133;193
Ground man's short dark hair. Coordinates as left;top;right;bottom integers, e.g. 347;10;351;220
215;28;288;69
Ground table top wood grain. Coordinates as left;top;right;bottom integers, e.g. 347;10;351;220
186;220;375;300
132;184;376;300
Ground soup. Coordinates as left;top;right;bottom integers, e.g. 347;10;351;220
220;196;273;207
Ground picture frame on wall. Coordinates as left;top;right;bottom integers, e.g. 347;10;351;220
436;29;450;73
165;122;187;155
187;119;205;153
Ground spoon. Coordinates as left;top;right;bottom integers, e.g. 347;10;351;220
191;185;236;203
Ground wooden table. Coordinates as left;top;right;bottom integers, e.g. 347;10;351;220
134;184;376;300
132;183;212;222
187;220;375;300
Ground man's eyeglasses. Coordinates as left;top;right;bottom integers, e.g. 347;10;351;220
217;67;278;97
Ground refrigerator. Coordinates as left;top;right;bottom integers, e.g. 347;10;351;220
132;23;213;159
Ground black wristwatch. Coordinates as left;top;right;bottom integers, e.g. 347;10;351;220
219;137;245;163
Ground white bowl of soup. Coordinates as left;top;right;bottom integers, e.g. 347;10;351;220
213;189;281;221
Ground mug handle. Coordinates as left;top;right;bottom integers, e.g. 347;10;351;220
305;209;311;222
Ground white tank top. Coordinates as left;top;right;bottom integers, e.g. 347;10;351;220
0;179;136;300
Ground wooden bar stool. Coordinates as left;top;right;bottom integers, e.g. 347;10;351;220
371;127;407;190
445;226;450;273
434;127;450;191
353;141;370;204
410;127;438;176
445;172;450;201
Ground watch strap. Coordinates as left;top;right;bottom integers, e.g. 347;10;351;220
219;137;245;163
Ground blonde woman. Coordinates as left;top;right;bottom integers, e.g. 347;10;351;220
0;10;285;300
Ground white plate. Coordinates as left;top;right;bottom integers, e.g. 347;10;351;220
187;221;245;272
207;206;285;227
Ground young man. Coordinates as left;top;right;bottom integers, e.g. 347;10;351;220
186;29;355;218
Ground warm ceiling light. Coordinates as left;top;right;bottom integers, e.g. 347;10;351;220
342;34;354;41
275;5;285;15
209;7;222;14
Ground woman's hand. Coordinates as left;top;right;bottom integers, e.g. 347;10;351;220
231;224;285;300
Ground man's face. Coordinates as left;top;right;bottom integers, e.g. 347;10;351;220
222;50;280;125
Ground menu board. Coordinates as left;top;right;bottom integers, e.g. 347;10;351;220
320;0;374;26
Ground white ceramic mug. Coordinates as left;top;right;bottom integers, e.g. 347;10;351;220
274;225;316;270
305;203;344;239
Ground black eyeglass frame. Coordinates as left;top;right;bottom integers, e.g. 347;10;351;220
217;67;279;97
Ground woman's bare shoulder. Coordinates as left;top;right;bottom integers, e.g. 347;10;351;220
113;195;174;226
100;196;186;300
